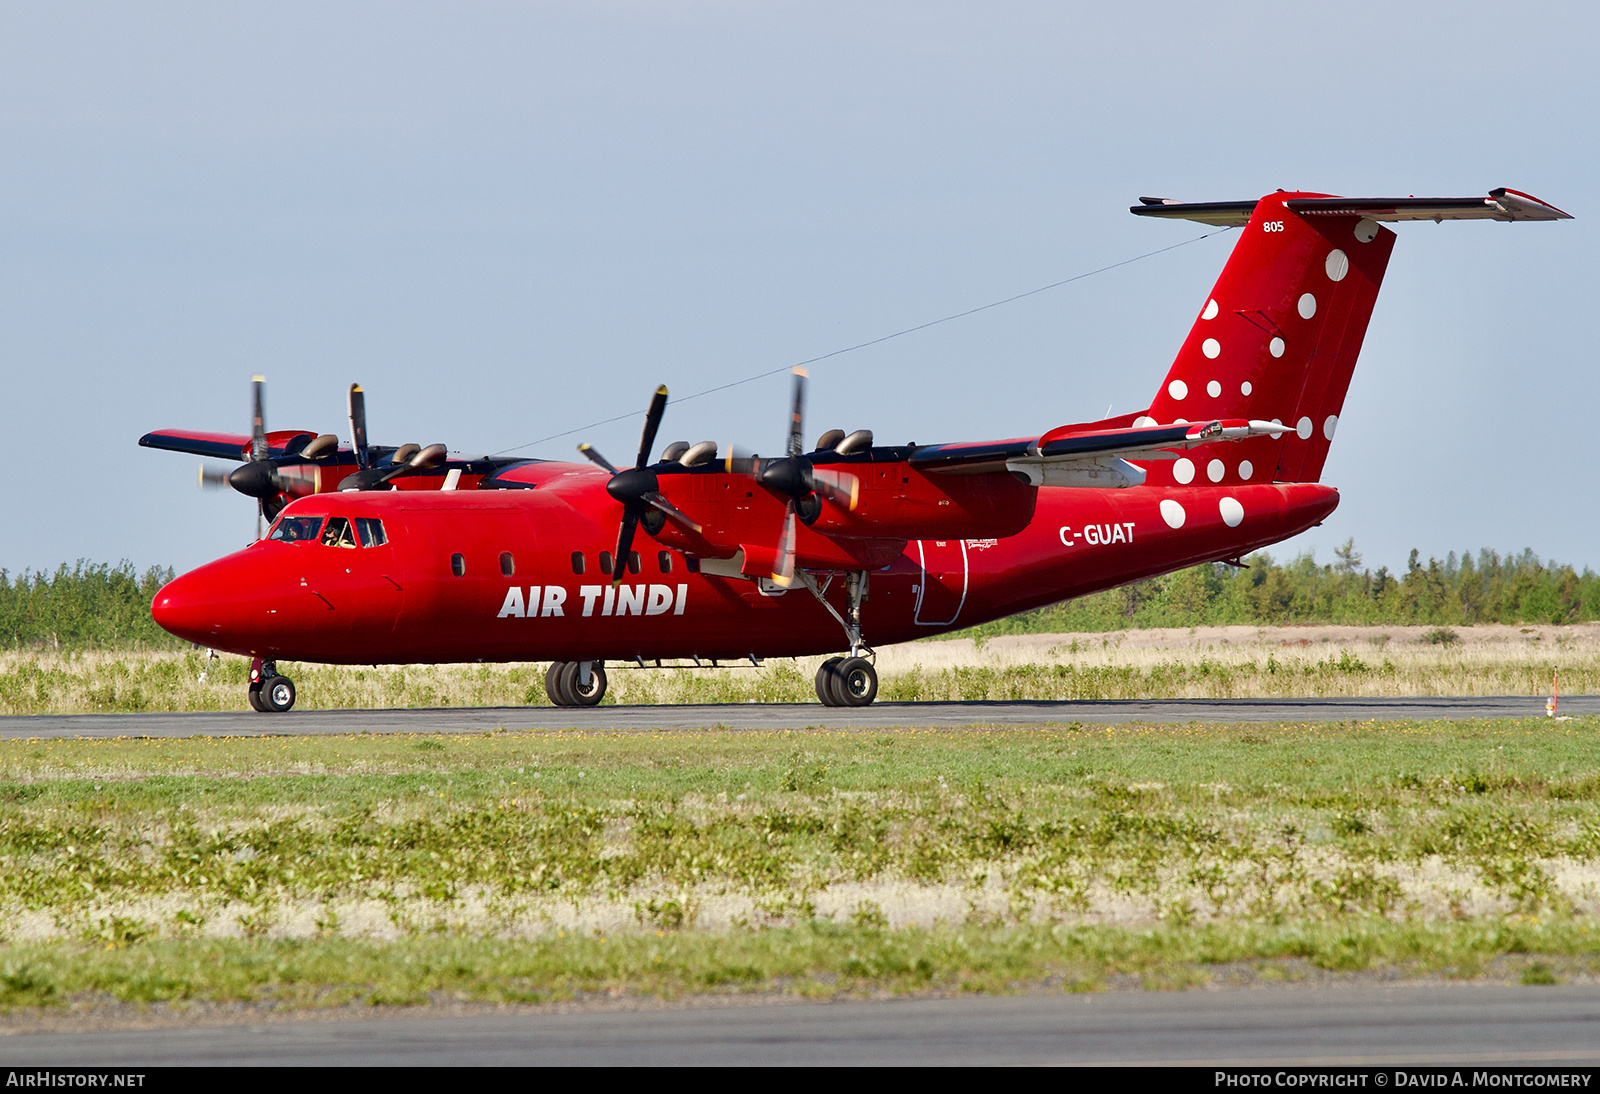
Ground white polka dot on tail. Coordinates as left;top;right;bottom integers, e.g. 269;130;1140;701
1173;458;1195;484
1207;380;1221;397
1219;497;1244;528
1241;381;1253;396
1207;459;1224;482
1298;294;1316;319
1168;380;1188;400
1202;299;1219;320
1324;415;1338;440
1269;337;1285;358
1296;416;1313;440
1133;416;1156;428
1202;338;1220;359
1160;499;1186;529
1238;460;1253;480
1325;249;1349;282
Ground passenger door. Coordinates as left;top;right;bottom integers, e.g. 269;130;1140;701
913;539;969;626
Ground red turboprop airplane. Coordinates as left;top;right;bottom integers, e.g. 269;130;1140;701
145;188;1570;713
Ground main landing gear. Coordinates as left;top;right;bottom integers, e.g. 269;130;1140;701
814;656;878;707
545;660;608;707
801;570;879;708
248;658;297;713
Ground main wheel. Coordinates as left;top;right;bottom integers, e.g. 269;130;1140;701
544;661;572;706
261;675;296;713
836;658;878;707
247;683;268;713
814;657;845;706
562;661;607;707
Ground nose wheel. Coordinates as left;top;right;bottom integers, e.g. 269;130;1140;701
248;659;297;713
544;661;607;707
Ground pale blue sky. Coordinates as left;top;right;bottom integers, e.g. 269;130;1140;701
1;1;1594;577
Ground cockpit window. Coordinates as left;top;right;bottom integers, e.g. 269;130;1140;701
355;517;387;547
268;516;324;542
321;517;357;548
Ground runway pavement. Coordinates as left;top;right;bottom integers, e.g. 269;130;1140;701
4;984;1600;1065
1;694;1593;739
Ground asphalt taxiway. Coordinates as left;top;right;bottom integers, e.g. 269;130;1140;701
1;694;1592;740
4;984;1600;1065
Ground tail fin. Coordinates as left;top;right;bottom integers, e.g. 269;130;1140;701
1132;188;1569;485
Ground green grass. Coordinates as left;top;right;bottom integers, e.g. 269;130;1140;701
2;718;1600;1010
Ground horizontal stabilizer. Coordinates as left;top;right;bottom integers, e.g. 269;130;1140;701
1132;188;1572;226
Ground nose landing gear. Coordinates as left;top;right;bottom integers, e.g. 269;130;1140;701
544;660;607;707
248;658;297;713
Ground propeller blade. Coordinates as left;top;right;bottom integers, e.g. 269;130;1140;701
643;491;703;534
634;385;669;471
578;443;619;475
786;367;807;458
348;383;370;470
810;467;861;511
198;464;231;490
770;501;797;588
723;443;758;476
612;511;639;587
250;375;268;462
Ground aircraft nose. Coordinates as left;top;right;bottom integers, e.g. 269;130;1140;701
151;570;215;646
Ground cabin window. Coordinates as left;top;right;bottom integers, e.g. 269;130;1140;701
354;517;387;547
657;551;672;574
321;517;357;549
268;516;323;542
599;551;613;576
685;556;700;574
450;553;466;577
500;552;515;576
570;551;585;575
627;552;641;575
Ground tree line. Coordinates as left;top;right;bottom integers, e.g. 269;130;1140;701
0;562;180;650
964;540;1600;637
1;543;1597;650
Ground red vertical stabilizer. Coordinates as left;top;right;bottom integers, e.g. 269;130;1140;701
1138;193;1395;485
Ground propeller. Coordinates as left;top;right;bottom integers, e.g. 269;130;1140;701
578;385;679;584
336;383;451;491
751;368;862;586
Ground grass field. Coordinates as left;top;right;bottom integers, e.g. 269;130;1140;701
0;623;1592;716
2;717;1600;1010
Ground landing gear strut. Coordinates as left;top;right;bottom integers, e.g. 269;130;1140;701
248;658;297;713
544;661;607;707
803;571;878;707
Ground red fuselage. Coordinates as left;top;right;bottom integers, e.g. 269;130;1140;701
152;459;1337;663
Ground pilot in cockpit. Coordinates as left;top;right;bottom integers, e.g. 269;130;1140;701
320;517;358;549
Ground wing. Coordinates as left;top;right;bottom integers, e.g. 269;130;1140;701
140;429;320;461
911;420;1287;488
139;429;254;460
